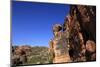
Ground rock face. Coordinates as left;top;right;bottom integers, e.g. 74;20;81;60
49;5;96;63
70;5;96;43
49;24;71;63
85;40;96;61
69;5;96;61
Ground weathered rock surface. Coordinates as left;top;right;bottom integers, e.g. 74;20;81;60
69;5;96;61
85;40;96;61
49;24;71;63
49;5;96;63
70;5;96;43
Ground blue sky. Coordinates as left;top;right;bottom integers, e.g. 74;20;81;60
12;1;70;47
